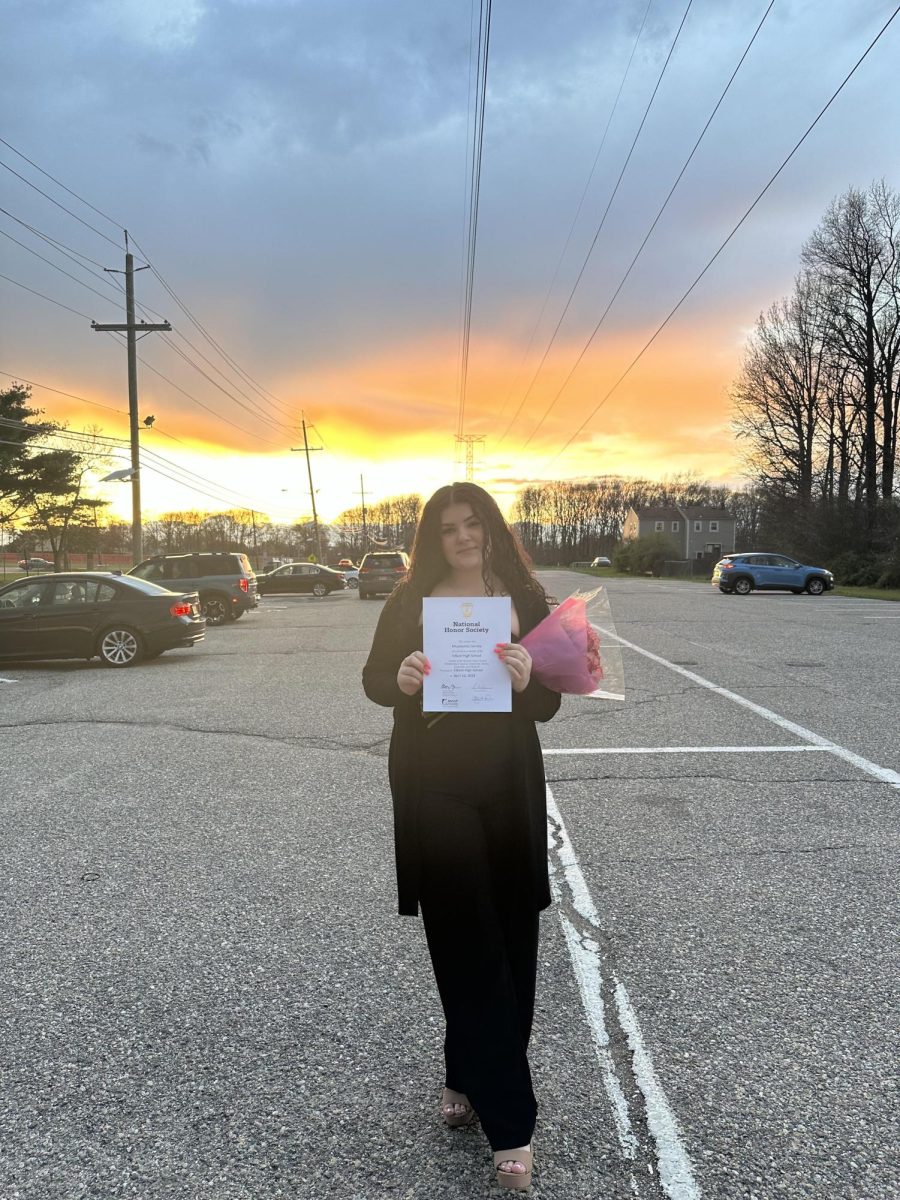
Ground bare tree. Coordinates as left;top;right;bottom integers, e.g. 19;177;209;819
802;181;900;515
733;271;833;503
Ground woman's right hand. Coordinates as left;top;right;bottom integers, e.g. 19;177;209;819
397;651;430;695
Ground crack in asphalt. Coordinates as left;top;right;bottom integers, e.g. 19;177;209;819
559;843;892;867
0;718;387;755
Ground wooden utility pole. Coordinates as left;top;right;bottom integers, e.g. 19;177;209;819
92;237;171;564
291;415;323;561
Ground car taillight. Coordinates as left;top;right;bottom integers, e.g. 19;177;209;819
394;566;406;573
170;601;193;617
238;578;249;592
723;563;734;570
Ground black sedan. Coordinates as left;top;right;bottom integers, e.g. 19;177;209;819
0;572;206;667
256;562;347;597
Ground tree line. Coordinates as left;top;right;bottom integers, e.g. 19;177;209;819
732;181;900;586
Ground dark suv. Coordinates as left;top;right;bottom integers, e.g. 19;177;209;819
129;552;258;625
357;551;410;599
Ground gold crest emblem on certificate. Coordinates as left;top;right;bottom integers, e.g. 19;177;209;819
461;602;473;619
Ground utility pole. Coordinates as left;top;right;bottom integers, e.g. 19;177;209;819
93;235;171;564
291;415;323;562
354;473;369;555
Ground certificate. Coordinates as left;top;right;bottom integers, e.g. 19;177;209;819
422;596;512;713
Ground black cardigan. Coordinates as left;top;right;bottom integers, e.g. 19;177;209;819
362;584;561;917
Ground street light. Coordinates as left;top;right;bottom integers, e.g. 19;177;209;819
102;467;138;483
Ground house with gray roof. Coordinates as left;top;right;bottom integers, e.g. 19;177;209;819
623;505;735;562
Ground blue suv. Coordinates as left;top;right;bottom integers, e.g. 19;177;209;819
712;553;834;596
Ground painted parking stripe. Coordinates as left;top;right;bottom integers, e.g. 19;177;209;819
547;786;701;1199
0;676;18;684
597;627;900;790
544;745;827;755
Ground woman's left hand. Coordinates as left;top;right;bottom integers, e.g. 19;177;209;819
495;643;532;693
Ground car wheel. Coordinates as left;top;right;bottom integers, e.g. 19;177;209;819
312;582;328;597
98;626;143;667
805;577;825;595
202;595;229;625
347;578;358;589
733;577;753;595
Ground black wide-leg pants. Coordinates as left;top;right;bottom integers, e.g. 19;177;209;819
418;788;540;1152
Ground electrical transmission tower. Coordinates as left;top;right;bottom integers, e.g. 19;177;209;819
454;435;484;482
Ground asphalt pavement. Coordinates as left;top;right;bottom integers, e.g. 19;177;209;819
1;573;897;1199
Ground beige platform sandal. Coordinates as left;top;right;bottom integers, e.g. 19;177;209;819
441;1086;475;1128
494;1144;533;1190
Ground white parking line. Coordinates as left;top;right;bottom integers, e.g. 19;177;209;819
597;627;900;790
544;745;827;755
0;676;18;684
547;786;701;1199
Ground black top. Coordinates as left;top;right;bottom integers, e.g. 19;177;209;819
362;583;561;917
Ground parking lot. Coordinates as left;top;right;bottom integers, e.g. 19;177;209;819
1;573;898;1200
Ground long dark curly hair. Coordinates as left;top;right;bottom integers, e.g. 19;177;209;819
399;482;548;609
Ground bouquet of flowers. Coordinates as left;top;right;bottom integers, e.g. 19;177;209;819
520;586;624;700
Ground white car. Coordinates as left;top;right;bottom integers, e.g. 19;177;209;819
591;556;611;568
339;567;359;589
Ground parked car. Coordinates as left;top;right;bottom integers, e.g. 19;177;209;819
712;553;834;596
256;562;347;597
336;559;357;569
17;558;55;571
339;566;360;589
129;552;257;625
357;551;410;599
0;572;205;666
591;556;612;568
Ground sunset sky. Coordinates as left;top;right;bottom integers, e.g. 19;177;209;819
2;0;899;525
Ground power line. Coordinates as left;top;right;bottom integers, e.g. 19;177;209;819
0;414;291;517
0;271;95;320
0;136;124;232
499;0;693;448
521;0;776;450
0;226;123;306
0;369;126;417
457;0;493;440
0;207;114;271
128;234;297;423
159;337;295;437
495;0;654;426
131;351;286;449
0;141;294;435
543;0;900;470
0;156;124;251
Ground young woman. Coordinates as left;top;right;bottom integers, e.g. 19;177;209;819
362;482;561;1190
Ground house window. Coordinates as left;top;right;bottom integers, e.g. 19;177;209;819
694;521;702;532
672;521;679;532
709;521;719;532
655;521;664;532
